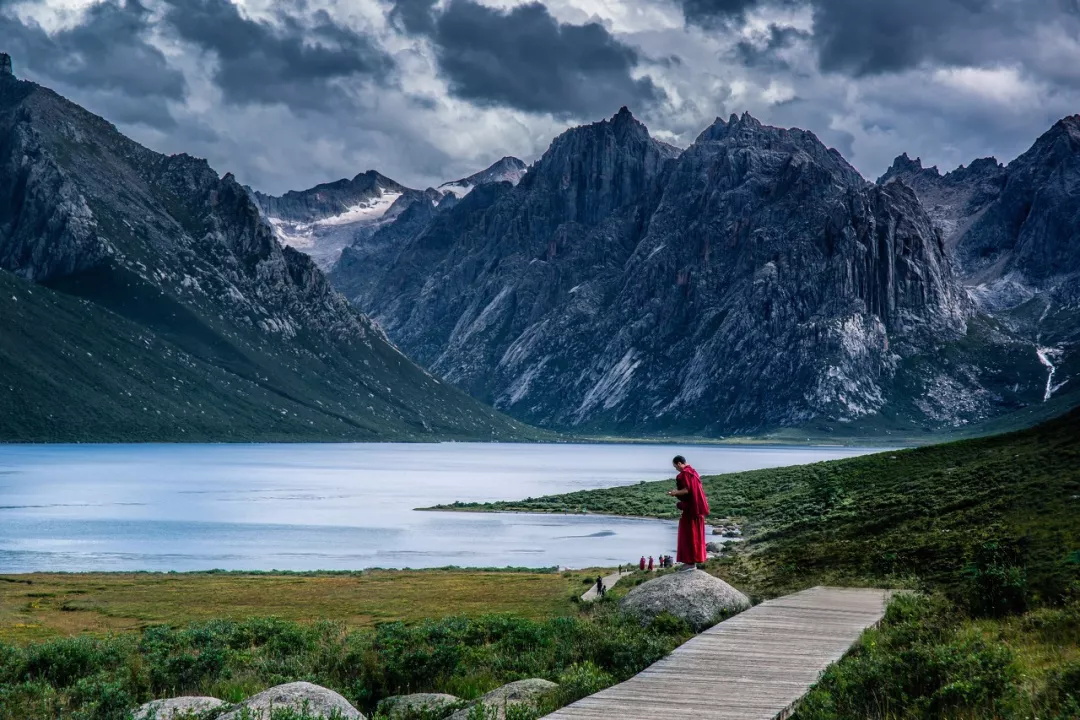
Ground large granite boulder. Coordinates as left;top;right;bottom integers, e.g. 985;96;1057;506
133;696;225;719
219;682;365;720
377;692;462;719
620;569;750;630
446;679;557;720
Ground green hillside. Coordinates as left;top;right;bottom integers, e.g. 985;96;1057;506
0;268;541;442
0;74;542;443
438;407;1079;598
434;409;1080;718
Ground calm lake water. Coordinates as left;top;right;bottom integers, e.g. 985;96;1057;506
0;443;885;573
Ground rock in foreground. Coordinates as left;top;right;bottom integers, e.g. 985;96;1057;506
446;679;557;720
219;682;364;720
378;692;462;719
620;569;750;630
133;696;225;719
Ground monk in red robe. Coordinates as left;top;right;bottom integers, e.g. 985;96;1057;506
668;455;710;568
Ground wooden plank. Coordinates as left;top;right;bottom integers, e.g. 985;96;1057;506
544;586;890;720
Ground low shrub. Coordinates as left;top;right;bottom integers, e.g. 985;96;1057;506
0;609;690;720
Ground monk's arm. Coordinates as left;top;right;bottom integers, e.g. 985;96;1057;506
667;488;689;497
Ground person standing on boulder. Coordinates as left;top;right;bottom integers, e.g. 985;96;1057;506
668;455;710;569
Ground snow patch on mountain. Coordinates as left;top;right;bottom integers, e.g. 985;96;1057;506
313;192;403;227
265;190;403;269
438;157;527;199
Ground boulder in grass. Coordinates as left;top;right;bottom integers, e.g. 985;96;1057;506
620;569;750;630
446;679;558;720
219;682;365;720
133;697;225;719
377;693;462;719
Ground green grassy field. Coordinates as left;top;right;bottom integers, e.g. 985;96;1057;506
0;569;601;645
0;568;690;719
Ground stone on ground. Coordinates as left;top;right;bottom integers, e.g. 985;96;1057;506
378;692;462;718
620;569;750;630
219;682;365;720
446;679;558;720
133;696;225;719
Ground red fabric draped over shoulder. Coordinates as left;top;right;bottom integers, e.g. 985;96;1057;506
677;466;710;517
676;465;709;564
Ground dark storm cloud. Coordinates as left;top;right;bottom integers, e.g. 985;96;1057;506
734;25;808;70
393;0;664;117
680;0;1080;78
161;0;393;108
0;0;184;127
681;0;779;25
810;0;996;76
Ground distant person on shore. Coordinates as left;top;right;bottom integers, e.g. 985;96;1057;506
668;455;710;569
639;556;646;571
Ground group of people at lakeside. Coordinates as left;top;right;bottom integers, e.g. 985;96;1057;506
636;554;674;571
599;456;711;597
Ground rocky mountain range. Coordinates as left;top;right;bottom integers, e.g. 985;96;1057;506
3;44;1074;442
880;118;1080;409
0;57;536;442
324;107;1079;437
249;157;527;271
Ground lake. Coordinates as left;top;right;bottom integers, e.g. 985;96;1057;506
0;443;886;573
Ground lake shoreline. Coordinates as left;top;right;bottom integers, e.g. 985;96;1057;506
0;442;880;573
416;505;683;523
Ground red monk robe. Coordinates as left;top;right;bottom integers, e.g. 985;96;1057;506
675;465;710;565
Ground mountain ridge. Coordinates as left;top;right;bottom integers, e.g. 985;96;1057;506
328;107;1077;437
0;68;539;442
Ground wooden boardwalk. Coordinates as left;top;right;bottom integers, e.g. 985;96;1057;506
545;586;891;720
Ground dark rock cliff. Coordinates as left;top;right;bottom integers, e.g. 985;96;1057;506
332;109;1021;435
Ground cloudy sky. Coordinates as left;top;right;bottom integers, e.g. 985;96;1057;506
3;0;1079;194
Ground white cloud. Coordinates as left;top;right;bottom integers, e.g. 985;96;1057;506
931;66;1037;106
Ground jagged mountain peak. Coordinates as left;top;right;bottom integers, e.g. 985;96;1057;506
246;166;423;269
1054;113;1080;134
704;111;763;133
1025;114;1080;157
956;156;1002;174
878;152;934;183
280;169;405;200
688;111;865;189
544;105;655;151
437;156;527;198
696;110;825;149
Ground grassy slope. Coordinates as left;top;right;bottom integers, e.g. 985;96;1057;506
436;409;1080;719
0;268;544;443
440;407;1080;600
